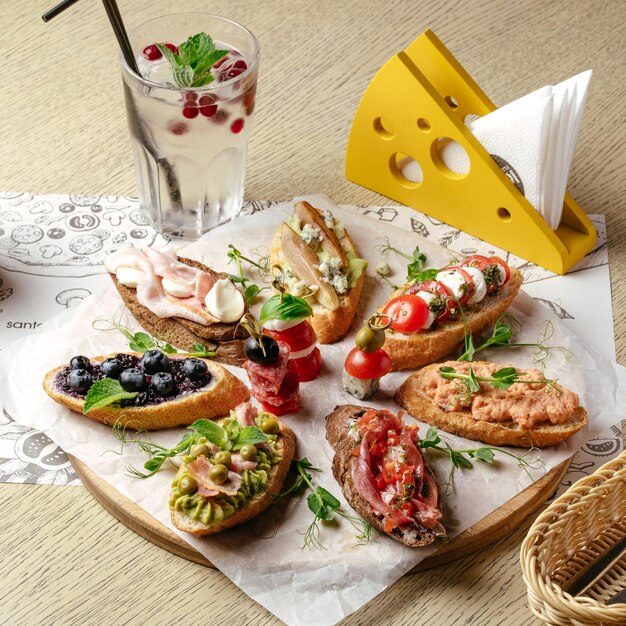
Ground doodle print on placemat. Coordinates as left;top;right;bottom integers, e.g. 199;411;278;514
240;200;279;216
533;298;574;320
0;193;162;277
0;408;79;486
554;424;623;497
0;276;13;314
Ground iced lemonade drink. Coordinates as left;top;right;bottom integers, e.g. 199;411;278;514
121;14;259;238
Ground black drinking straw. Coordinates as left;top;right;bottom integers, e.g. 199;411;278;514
42;0;140;74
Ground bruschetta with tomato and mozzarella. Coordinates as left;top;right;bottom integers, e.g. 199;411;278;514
379;255;523;370
269;202;367;344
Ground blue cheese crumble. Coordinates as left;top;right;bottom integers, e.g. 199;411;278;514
317;256;349;295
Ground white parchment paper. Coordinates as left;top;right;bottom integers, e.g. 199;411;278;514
0;195;623;626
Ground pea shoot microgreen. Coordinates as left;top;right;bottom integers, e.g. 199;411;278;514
274;458;375;550
457;313;572;371
92;311;216;358
112;417;268;479
373;237;438;285
419;426;544;494
226;244;270;306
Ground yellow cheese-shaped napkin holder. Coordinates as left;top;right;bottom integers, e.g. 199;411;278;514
345;30;596;274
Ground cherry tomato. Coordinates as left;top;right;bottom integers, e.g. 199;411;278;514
383;294;429;333
293;346;322;382
263;320;316;353
344;347;392;380
489;256;511;285
441;266;475;306
407;280;454;323
461;254;490;271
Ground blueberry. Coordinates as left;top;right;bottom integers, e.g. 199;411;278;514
139;349;170;374
101;357;123;379
70;355;91;371
119;367;147;392
151;372;176;395
182;358;209;379
67;368;93;392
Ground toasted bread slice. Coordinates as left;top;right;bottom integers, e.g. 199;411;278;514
109;257;246;367
269;210;365;344
43;353;250;430
325;404;442;548
395;362;588;447
382;269;524;371
170;419;296;536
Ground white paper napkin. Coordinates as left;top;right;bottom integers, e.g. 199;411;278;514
402;71;592;230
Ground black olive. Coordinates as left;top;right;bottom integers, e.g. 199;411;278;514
244;335;280;365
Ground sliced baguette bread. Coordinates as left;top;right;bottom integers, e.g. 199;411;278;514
170;419;296;536
109;257;246;367
326;404;443;548
269;203;365;344
43;352;249;430
395;361;588;448
382;268;524;371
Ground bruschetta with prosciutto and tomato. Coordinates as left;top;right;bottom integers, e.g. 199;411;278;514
326;405;445;547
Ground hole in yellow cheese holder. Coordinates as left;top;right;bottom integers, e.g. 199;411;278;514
444;95;459;108
417;117;431;131
497;207;512;221
430;137;470;179
390;153;423;188
373;117;394;139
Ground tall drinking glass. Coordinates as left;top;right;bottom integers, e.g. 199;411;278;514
121;13;259;239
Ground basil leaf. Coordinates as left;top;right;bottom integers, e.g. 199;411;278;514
190;419;227;447
233;426;268;450
259;293;312;325
83;378;138;414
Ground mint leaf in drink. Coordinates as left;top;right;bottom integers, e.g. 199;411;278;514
84;379;138;414
157;33;230;89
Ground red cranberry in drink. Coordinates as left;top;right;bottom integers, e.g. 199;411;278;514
142;44;162;61
212;109;230;125
182;106;199;119
231;118;245;134
198;94;217;117
167;121;188;135
183;92;198;105
214;55;229;69
164;43;178;54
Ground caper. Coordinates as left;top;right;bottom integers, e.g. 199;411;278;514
240;444;257;461
178;476;197;495
355;325;385;353
214;451;231;467
209;463;228;484
190;443;210;458
260;416;280;435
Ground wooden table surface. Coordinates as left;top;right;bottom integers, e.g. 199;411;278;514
1;1;625;624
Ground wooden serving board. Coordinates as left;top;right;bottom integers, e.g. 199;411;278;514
69;455;570;571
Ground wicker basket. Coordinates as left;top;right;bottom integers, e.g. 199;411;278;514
520;450;626;625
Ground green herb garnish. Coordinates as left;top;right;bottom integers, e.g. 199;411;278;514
84;378;138;414
113;416;267;478
373;237;438;284
157;33;230;88
420;426;543;493
259;293;313;325
92;311;215;358
275;458;375;550
226;244;270;306
457;315;572;370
